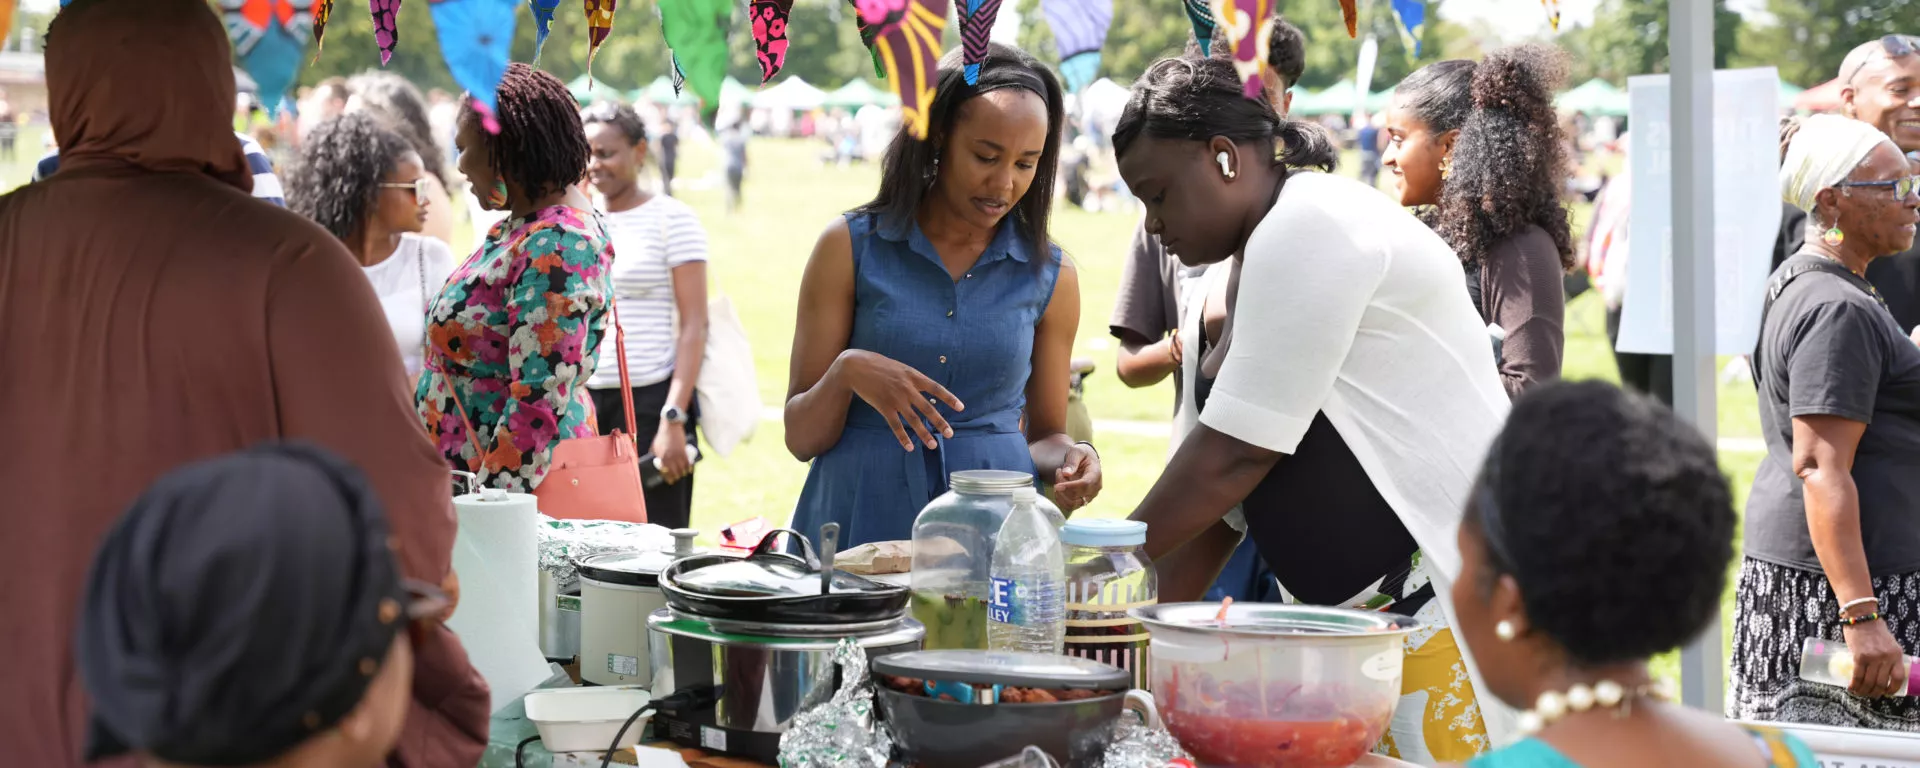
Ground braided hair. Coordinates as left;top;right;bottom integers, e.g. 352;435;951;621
1470;380;1735;666
1112;52;1336;173
461;63;589;200
285;113;415;242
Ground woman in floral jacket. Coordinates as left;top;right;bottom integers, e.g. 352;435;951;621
417;64;614;491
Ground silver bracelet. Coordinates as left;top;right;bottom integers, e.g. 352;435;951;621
1840;596;1881;616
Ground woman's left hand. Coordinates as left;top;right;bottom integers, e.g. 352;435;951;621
1053;443;1103;512
652;423;694;485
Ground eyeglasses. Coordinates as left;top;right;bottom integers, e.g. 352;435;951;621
379;179;428;206
1835;175;1920;199
1845;34;1920;85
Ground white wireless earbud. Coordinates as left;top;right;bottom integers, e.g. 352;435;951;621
1216;151;1236;179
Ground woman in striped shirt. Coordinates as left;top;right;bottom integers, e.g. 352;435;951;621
581;102;710;529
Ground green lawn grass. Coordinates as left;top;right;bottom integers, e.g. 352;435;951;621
2;132;1765;689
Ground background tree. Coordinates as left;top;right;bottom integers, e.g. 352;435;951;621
1735;0;1919;88
1557;0;1743;86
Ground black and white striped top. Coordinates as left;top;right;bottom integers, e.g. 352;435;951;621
588;195;710;389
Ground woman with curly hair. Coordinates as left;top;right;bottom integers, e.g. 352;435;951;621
346;71;459;244
415;63;615;492
286;112;455;382
1383;44;1573;398
1114;50;1514;760
1454;380;1817;766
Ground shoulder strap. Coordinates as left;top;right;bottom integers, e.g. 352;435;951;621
1752;253;1881;387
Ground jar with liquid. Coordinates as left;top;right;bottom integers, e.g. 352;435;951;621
1062;519;1157;687
910;470;1065;650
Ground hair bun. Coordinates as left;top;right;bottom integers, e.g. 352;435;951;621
1469;42;1565;114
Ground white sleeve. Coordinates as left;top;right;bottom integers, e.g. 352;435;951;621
420;236;458;293
665;202;710;267
1198;206;1386;454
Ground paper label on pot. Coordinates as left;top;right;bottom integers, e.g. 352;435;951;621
608;654;639;677
1362;650;1403;682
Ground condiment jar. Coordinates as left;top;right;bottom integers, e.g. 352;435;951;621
1062;519;1156;688
909;471;1065;650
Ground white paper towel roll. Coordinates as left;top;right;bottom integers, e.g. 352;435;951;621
448;489;553;713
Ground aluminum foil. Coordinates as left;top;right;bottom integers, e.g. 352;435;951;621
535;516;673;582
1099;715;1191;768
777;638;891;768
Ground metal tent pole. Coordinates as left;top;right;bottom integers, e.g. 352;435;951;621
1670;0;1723;714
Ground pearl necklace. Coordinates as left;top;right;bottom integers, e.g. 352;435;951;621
1516;678;1679;735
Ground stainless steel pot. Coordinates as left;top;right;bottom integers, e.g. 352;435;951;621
646;608;924;762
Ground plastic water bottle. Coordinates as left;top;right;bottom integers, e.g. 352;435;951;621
1800;636;1918;695
987;487;1066;654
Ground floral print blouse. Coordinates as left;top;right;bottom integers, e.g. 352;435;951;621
416;205;615;491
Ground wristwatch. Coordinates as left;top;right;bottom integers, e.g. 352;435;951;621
661;404;689;425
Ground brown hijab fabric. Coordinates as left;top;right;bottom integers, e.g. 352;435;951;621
0;1;488;765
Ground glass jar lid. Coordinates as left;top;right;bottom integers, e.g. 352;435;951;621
1061;519;1147;547
948;470;1035;494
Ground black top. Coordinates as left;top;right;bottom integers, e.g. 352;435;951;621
1776;204;1920;333
1748;253;1920;576
1194;370;1419;606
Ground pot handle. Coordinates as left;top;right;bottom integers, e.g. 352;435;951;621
1122;689;1162;729
748;528;820;569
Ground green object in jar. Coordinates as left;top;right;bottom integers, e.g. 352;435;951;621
911;590;988;650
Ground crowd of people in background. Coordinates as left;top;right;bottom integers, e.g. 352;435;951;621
7;0;1920;766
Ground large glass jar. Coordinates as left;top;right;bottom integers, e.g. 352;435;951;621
910;470;1064;650
1062;519;1157;687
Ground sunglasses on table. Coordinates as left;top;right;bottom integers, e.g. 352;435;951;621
379;179;429;206
1835;175;1920;199
1845;34;1920;85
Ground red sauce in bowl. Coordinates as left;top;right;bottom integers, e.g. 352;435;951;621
1158;666;1393;767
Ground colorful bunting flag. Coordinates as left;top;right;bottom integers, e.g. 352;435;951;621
1389;0;1422;56
658;0;733;117
1340;0;1356;37
370;0;401;65
0;0;16;44
1541;0;1560;31
848;0;884;79
529;0;561;62
750;0;795;83
221;0;314;112
428;0;516;129
957;0;1002;86
311;0;335;58
1209;0;1271;100
1042;0;1111;93
585;0;617;77
855;0;948;140
1181;0;1212;46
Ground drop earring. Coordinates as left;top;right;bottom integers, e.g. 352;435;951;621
927;154;941;186
1439;156;1454;181
1496;620;1517;642
1216;151;1235;179
485;180;508;210
1823;225;1846;247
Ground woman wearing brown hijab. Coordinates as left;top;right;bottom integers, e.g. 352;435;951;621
0;1;488;766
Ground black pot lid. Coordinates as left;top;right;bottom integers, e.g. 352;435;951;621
871;650;1130;691
672;556;892;597
576;551;677;587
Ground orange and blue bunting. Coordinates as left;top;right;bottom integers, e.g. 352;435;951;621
750;0;795;83
956;0;1001;85
1042;0;1110;93
1209;0;1270;99
855;0;948;139
1389;0;1422;55
428;0;516;129
221;0;313;111
529;0;561;61
1182;0;1212;46
311;0;335;57
0;0;16;43
1340;0;1356;36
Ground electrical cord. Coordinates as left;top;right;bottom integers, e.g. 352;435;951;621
596;685;724;768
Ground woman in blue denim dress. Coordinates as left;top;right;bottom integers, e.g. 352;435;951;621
783;44;1103;546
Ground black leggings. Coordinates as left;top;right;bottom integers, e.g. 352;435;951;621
590;381;697;531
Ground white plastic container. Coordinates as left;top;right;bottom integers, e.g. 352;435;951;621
524;686;654;754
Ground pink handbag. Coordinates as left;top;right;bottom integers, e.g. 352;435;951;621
440;304;648;523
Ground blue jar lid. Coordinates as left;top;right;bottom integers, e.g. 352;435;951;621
1061;519;1146;547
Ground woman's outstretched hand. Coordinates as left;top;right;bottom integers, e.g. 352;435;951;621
836;349;965;451
1053;442;1103;512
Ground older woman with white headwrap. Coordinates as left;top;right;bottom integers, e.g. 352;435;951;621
1733;114;1920;731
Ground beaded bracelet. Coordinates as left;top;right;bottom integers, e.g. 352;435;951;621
1841;596;1882;616
1840;611;1884;627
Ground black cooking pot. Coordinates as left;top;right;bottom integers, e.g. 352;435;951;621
659;528;909;623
